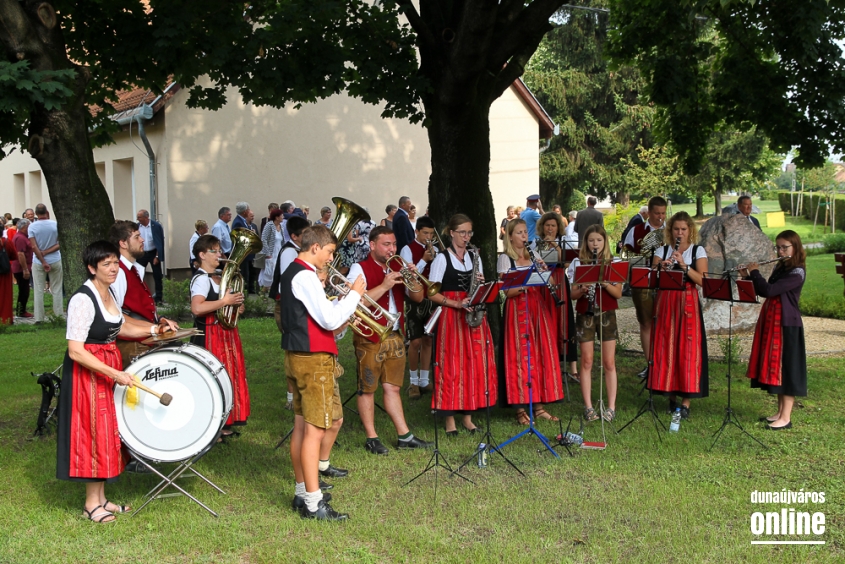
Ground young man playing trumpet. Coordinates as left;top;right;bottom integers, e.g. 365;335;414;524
348;226;433;454
399;216;438;400
280;226;363;520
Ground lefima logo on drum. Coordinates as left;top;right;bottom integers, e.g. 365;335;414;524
142;366;179;382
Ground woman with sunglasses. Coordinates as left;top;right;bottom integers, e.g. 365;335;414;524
426;214;497;435
741;230;807;430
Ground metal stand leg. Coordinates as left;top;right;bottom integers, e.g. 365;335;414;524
130;449;225;518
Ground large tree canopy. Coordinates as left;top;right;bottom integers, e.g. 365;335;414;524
607;0;845;172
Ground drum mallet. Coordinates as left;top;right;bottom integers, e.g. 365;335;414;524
130;376;173;407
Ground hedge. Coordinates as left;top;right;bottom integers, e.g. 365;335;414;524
777;191;845;231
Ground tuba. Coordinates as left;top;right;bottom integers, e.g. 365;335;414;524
217;227;263;328
328;196;370;268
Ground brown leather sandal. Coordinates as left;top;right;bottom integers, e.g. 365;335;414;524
533;407;560;422
515;409;530;425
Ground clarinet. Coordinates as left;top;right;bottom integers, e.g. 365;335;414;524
584;249;598;317
527;248;563;306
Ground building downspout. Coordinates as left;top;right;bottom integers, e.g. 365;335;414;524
135;117;157;221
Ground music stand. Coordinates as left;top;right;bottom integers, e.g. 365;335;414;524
702;276;768;450
618;264;674;441
493;265;560;459
573;260;628;442
454;286;524;476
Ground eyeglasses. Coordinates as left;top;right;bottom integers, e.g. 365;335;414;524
774;244;792;251
452;230;474;238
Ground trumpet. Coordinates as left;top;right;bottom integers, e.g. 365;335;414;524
324;264;399;341
385;255;442;297
425;231;446;253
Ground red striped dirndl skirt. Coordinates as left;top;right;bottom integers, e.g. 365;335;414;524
203;315;251;425
432;291;497;412
648;282;708;397
502;287;563;405
747;295;783;387
57;343;128;481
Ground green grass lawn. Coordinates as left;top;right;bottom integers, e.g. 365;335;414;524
800;254;845;319
1;320;843;563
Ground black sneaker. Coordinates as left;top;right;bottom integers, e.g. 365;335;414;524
666;399;678;414
636;365;649;380
397;436;433;449
679;405;690;420
319;465;349;479
291;492;331;511
299;499;349;521
364;438;389;455
319;480;333;491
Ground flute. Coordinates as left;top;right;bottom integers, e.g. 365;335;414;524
723;256;790;274
527;248;563;306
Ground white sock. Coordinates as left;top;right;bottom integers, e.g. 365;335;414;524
318;459;330;472
287;392;294;403
295;482;306;497
304;490;322;513
419;370;430;387
409;369;419;386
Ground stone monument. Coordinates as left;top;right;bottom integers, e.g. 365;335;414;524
698;213;776;334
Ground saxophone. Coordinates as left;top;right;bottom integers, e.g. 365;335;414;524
465;244;486;328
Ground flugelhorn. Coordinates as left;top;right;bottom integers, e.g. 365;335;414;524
385;255;442;297
324;264;399;341
217;228;263;328
426;231;446;253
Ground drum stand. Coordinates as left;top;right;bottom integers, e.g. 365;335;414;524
130;446;226;518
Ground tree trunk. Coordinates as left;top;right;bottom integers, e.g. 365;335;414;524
30;78;116;293
616;190;630;207
1;1;115;294
714;174;723;216
425;95;500;342
695;194;704;218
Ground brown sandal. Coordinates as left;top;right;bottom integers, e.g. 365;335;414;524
515;409;530;425
533;408;560;422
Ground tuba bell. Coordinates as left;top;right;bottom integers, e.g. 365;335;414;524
328;196;371;268
217;227;263;328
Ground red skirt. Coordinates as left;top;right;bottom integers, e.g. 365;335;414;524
747;295;783;387
57;343;128;481
541;268;575;359
204;315;251;425
0;271;12;325
648;283;709;397
432;291;497;411
501;287;563;405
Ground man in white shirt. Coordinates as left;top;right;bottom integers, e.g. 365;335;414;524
211;207;233;255
27;204;63;322
347;226;431;455
109;220;178;368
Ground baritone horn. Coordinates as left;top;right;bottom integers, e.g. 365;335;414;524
328;196;370;267
325;264;398;341
385;255;442;297
217;227;263;328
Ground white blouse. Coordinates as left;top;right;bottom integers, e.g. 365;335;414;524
66;280;123;342
191;269;220;298
429;249;474;283
655;244;708;266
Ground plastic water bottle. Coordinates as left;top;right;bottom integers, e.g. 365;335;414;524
669;408;682;433
477;443;488;468
564;432;584;445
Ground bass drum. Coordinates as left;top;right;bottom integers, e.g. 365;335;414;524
115;343;233;463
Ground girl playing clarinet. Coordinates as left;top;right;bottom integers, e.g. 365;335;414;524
741;230;806;430
567;225;621;422
648;211;709;419
498;219;563;424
